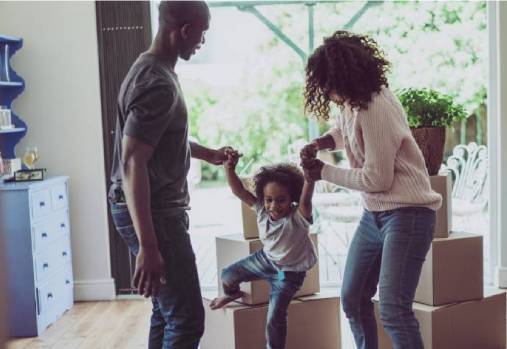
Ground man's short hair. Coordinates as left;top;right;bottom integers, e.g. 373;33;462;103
159;1;210;29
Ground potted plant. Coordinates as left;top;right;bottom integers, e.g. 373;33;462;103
397;88;468;176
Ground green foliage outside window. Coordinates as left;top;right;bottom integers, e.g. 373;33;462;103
397;88;468;128
185;1;486;181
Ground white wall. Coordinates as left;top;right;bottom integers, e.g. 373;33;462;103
0;1;115;300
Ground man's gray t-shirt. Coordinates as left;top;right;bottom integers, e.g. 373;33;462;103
109;53;190;212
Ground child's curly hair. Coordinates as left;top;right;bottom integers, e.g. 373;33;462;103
304;30;391;120
252;163;304;204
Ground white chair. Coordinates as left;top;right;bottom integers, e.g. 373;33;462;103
443;142;488;217
442;142;489;280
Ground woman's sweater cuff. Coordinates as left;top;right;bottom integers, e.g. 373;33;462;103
324;129;342;150
321;163;342;186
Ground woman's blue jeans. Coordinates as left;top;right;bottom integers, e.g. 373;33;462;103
341;207;435;349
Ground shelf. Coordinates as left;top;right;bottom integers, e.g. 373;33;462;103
0;127;26;134
0;36;21;44
0;81;23;87
0;35;25;159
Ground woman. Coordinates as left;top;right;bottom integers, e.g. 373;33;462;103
300;31;442;349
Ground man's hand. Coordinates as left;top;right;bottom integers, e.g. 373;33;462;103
208;146;237;165
133;245;165;298
303;159;324;182
300;141;319;162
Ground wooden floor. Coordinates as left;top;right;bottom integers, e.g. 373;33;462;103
7;299;354;349
7;300;152;349
5;292;506;349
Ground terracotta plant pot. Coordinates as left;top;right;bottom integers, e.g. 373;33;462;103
411;126;446;176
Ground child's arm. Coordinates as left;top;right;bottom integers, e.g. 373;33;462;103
224;152;257;207
298;179;315;220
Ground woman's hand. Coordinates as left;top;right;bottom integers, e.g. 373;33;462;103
300;141;319;162
303;159;324;182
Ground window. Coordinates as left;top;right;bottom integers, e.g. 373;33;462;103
150;1;489;290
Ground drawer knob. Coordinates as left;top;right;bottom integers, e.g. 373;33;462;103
65;280;71;285
41;232;48;238
62;251;68;257
39;201;45;207
59;194;64;200
60;223;66;228
43;263;49;268
47;293;53;299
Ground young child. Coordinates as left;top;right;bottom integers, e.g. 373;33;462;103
210;150;317;349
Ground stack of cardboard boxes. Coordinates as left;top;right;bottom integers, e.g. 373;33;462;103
201;201;341;349
375;173;506;349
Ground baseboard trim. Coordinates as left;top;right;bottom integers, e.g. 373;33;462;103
74;278;116;301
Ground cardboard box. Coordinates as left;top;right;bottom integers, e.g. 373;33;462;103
429;174;452;238
241;202;259;239
202;293;341;349
374;291;506;349
415;232;483;306
216;233;320;305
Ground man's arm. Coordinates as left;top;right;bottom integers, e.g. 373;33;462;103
121;135;165;298
190;141;228;165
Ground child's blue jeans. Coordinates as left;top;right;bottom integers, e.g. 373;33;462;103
110;201;204;349
221;250;305;349
341;207;435;349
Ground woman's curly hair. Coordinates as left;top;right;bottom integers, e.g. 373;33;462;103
304;30;391;120
252;163;304;204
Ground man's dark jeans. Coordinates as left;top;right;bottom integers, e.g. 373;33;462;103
110;202;204;349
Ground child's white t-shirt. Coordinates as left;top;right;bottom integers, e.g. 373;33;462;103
254;203;317;272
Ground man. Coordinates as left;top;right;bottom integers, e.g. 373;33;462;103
109;2;230;347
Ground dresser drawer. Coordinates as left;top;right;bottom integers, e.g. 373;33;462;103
51;183;68;211
52;209;70;240
34;252;53;283
34;236;71;283
36;266;71;312
30;189;51;220
58;265;74;314
35;291;52;335
55;237;72;268
37;282;56;317
36;265;73;325
32;210;69;252
32;221;52;252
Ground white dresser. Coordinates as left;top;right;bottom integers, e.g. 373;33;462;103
0;176;73;337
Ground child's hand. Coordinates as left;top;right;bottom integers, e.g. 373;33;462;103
211;146;235;165
303;159;323;182
224;150;241;170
